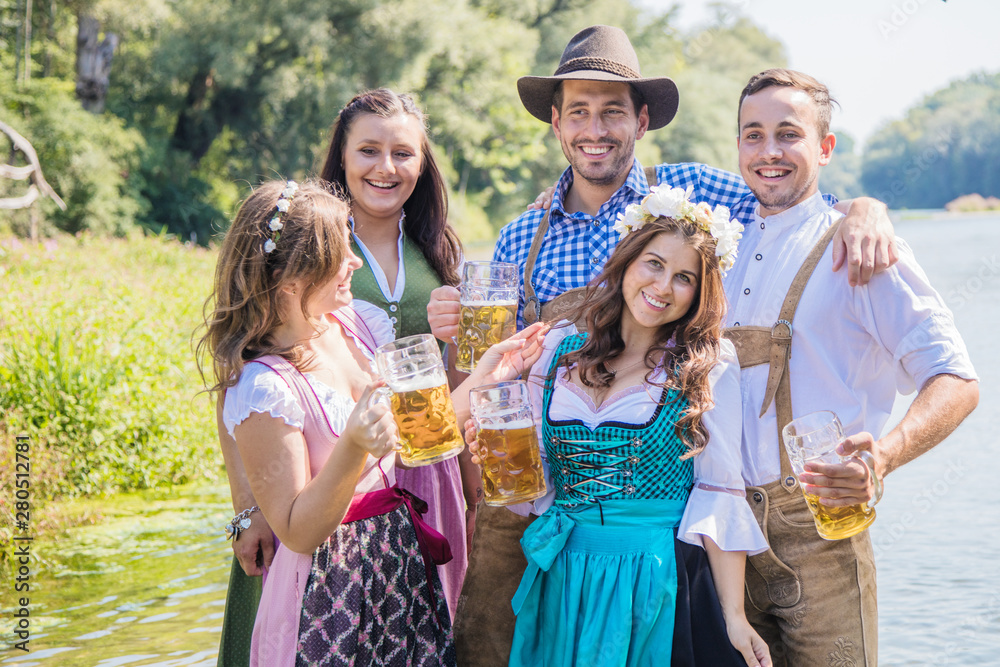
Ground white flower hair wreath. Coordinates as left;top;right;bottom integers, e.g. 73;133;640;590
613;185;744;274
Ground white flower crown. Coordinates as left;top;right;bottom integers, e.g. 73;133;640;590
263;180;299;254
613;185;744;274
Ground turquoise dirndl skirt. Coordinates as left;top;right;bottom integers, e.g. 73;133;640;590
510;499;685;667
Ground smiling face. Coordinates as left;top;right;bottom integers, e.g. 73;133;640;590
342;112;424;227
738;85;836;217
302;220;364;317
552;79;649;188
620;231;700;337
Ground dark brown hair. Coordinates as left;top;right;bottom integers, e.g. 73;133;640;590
319;88;461;286
557;217;727;457
738;68;838;137
198;179;351;393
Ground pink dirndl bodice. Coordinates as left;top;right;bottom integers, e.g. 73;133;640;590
248;306;388;666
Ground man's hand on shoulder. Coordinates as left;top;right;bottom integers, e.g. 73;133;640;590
528;185;556;211
833;197;899;286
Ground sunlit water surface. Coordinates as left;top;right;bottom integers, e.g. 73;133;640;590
2;212;998;665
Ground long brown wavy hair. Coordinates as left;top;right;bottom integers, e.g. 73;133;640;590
319;88;462;286
556;217;728;457
197;179;351;394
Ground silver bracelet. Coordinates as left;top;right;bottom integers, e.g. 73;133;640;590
224;506;260;541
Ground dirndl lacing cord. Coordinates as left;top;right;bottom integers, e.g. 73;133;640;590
552;434;643;525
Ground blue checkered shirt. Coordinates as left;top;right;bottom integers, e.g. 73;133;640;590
495;160;809;327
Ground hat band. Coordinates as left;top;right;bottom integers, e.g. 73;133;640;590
554;56;641;80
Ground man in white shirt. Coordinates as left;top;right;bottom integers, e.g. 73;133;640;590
726;69;979;666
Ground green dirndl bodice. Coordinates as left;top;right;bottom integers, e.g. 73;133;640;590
510;332;694;667
348;233;443;341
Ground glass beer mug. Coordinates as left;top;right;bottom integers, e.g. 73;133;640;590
373;334;465;467
782;410;883;540
456;261;518;374
469;380;547;506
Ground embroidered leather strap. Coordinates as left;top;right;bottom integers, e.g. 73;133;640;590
722;219;842;493
522;166;658;327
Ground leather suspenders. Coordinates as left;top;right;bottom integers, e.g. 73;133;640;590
721;220;842;493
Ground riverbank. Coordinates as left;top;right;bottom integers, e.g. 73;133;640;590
0;233;225;576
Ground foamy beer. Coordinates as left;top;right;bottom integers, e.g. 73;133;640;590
470;381;547;506
374;334;464;467
456;261;518;374
782;411;883;540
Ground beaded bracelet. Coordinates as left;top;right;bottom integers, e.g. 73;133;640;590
224;506;260;541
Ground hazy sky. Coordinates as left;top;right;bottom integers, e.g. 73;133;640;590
636;0;1000;147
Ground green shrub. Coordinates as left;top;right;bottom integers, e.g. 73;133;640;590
133;136;230;246
0;233;222;500
0;79;147;236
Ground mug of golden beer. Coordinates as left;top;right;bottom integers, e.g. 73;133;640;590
374;334;465;467
469;380;547;506
782;410;883;540
456;261;518;374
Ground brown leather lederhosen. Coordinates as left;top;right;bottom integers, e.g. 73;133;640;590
721;219;878;667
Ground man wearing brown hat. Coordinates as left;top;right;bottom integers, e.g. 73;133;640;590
428;25;895;666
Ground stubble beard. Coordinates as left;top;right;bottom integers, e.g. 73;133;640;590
754;168;818;214
564;135;635;188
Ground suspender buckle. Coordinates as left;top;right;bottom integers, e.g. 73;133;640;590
772;319;793;341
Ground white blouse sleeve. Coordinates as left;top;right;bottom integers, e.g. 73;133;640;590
503;321;576;518
222;362;305;438
347;299;395;351
678;339;769;555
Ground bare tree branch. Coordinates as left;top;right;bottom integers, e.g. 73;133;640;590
0;119;67;210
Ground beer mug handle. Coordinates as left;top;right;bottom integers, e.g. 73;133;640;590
365;386;404;452
852;450;884;510
367;386;393;411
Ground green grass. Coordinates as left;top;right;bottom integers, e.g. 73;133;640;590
0;233;223;561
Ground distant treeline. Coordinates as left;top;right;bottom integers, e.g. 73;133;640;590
860;72;1000;210
1;1;996;245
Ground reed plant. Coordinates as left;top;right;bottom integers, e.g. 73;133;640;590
0;233;222;510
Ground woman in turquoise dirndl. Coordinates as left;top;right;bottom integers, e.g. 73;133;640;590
468;191;772;666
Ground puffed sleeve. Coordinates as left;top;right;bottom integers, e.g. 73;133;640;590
503;322;576;517
222;363;305;438
349;299;395;349
678;339;769;555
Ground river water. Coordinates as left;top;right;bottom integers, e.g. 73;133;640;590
2;212;998;666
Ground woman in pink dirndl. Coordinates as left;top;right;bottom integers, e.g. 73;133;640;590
200;179;545;666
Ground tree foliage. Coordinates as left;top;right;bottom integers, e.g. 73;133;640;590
862;71;1000;209
0;79;145;236
2;0;801;241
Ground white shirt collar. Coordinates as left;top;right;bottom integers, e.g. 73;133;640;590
349;212;406;302
752;191;828;229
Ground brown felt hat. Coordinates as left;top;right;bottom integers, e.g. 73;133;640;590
517;25;679;130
